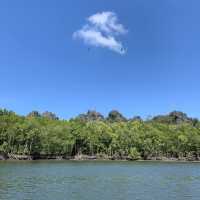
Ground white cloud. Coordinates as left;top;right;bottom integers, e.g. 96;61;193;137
73;11;127;54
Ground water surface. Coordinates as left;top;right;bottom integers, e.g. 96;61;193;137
0;161;200;200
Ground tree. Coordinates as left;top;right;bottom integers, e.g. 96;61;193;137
129;147;141;160
1;108;200;161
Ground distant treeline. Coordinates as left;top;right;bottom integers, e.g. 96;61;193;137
0;108;200;161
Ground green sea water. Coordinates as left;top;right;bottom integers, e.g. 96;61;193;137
0;161;200;200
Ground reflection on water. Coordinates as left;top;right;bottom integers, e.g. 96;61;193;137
0;161;200;200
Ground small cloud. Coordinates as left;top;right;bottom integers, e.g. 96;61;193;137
73;11;128;54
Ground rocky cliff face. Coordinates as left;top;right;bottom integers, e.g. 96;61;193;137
152;111;198;125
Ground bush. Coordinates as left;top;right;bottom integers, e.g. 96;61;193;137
129;147;141;160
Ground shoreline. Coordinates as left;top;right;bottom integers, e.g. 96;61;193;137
1;154;200;162
1;159;200;163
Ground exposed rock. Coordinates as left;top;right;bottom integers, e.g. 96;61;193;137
74;154;97;160
27;111;41;118
0;154;7;160
76;110;104;121
8;154;33;160
152;111;197;125
42;111;59;120
107;110;127;122
129;116;142;122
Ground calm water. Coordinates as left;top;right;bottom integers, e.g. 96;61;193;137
0;161;200;200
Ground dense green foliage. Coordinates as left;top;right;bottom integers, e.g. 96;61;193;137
1;108;200;160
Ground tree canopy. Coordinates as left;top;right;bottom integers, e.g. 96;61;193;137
0;108;200;161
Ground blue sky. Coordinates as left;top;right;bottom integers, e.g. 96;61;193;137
0;0;200;119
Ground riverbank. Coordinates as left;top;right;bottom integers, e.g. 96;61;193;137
1;153;200;162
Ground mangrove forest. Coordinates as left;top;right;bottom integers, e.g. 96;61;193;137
0;108;200;161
